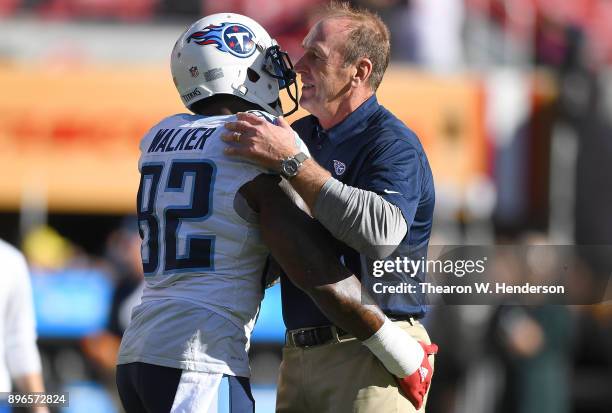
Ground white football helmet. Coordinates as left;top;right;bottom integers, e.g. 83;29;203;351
171;13;298;116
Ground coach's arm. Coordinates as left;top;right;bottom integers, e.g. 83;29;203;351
239;173;384;340
239;173;430;391
224;114;408;259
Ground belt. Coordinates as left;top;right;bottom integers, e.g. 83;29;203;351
389;315;419;324
285;325;353;348
285;316;418;348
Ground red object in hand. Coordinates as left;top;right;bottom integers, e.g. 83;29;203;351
396;342;438;410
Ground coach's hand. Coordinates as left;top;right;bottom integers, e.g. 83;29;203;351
396;341;438;410
222;112;298;171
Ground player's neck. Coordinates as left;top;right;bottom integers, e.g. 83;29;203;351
192;97;262;117
200;107;235;116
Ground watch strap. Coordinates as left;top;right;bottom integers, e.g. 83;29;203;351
280;152;309;179
294;152;309;163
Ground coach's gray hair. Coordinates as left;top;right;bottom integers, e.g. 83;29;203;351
318;2;391;91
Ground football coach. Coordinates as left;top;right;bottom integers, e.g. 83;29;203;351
223;2;436;411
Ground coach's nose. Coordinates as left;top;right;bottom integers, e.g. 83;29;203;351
294;54;307;75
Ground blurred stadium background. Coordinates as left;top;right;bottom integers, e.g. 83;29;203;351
0;0;611;412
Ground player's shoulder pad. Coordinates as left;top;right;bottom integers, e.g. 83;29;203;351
147;113;198;130
0;238;27;266
245;110;278;125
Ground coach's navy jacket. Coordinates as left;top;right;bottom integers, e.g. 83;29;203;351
281;95;435;330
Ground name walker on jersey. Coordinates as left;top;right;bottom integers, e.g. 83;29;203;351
147;127;217;153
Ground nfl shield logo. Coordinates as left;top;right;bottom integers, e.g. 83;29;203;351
189;66;199;77
333;160;346;176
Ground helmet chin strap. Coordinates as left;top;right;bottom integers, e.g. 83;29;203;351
282;79;299;117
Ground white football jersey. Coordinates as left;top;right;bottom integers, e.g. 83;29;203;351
118;112;309;376
0;240;42;392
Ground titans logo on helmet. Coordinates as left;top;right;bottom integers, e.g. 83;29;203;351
188;23;256;58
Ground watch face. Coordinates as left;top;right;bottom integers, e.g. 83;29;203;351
282;159;299;176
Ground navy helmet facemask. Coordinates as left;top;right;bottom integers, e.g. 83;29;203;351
263;44;299;116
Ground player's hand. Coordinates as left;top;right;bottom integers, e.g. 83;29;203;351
222;112;298;171
396;341;438;410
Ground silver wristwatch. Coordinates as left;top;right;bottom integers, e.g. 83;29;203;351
280;152;309;179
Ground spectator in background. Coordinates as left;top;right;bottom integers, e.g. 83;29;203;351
104;218;145;339
493;305;572;413
21;226;76;273
81;219;144;383
0;239;49;413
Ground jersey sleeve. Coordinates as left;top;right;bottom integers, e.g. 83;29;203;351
3;248;42;379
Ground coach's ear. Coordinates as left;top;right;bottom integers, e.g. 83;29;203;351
352;57;372;88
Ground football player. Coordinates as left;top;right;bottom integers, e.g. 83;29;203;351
0;239;49;413
116;13;434;413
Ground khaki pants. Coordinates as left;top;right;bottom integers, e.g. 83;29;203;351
276;320;434;413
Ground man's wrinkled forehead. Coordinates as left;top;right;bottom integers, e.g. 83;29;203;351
302;17;352;51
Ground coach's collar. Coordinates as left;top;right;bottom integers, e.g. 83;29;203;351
318;95;379;146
